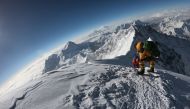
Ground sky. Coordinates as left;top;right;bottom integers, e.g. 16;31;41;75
0;0;190;85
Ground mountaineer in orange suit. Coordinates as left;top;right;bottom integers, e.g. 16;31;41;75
134;39;160;75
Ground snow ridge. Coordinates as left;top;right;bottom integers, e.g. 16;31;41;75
43;20;190;76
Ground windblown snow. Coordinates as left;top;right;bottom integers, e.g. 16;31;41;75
1;8;190;109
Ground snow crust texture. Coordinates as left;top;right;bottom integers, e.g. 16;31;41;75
64;64;190;109
1;64;190;109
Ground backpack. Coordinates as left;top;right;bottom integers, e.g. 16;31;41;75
143;41;160;57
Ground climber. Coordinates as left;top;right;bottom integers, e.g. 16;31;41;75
134;38;160;75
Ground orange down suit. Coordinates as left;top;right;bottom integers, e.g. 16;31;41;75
135;41;155;70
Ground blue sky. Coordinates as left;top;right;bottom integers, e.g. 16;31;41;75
0;0;190;85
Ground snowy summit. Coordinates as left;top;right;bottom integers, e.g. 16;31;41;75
0;8;190;109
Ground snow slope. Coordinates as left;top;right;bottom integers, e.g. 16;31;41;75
0;63;190;109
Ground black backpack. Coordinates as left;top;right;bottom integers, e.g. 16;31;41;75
143;41;160;57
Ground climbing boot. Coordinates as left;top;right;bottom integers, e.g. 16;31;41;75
137;68;145;75
147;67;154;73
148;61;155;72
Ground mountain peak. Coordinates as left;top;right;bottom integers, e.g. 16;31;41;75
64;41;78;50
132;20;145;26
